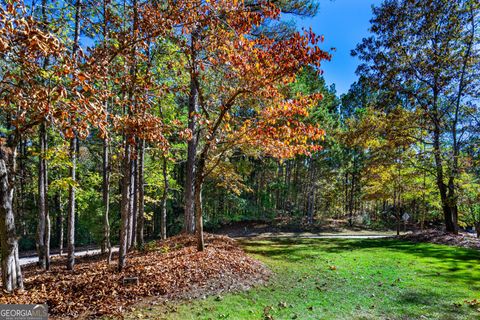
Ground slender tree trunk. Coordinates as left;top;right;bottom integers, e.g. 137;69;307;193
421;167;426;231
17;141;26;237
194;171;205;252
349;171;355;227
66;0;82;272
130;155;137;250
118;142;130;271
137;139;145;248
344;171;348;220
66;136;76;271
307;158;316;225
0;143;23;292
393;190;400;236
56;192;63;255
184;31;200;234
101;0;112;263
119;0;137;268
276;162;282;210
127;172;132;249
37;0;51;271
37;122;47;269
44;127;50;270
160;156;169;240
102;137;112;263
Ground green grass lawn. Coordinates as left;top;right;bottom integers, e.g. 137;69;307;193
133;238;480;320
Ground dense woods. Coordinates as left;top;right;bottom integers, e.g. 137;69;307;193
0;0;479;300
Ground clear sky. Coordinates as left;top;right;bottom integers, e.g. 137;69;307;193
294;0;383;95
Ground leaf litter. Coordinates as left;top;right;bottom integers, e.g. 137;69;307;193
0;234;270;319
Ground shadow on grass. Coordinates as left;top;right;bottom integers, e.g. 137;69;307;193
241;237;480;291
392;289;464;320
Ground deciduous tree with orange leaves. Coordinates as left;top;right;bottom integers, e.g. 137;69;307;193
145;0;330;250
0;2;106;291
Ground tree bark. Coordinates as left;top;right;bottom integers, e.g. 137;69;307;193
433;124;456;233
102;137;112;263
66;0;82;272
101;0;112;263
130;155;137;250
184;30;200;234
307;158;316;225
349;170;355;227
160;156;169;240
66;136;76;271
127;169;132;249
37;122;47;269
136;139;145;248
37;0;51;271
118;140;130;271
194;166;205;252
56;192;63;255
127;0;139;250
0;143;23;292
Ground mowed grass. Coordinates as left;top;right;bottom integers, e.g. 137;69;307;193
133;238;480;320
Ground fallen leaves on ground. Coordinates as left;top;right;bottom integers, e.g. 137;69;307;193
399;230;480;250
0;234;270;319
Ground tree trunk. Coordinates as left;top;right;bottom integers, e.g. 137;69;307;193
102;137;112;263
276;162;283;211
44;125;50;270
56;192;63;255
349;171;355;227
38;0;51;271
432;125;456;233
184;31;200;234
344;171;348;220
66;0;82;272
129;155;137;250
127;169;132;249
118;141;131;271
393;187;400;236
136;139;145;248
307;158;316;225
66;136;76;271
101;0;112;263
17;141;27;237
121;0;138;265
194;172;204;252
0;143;23;292
160;156;169;240
37;122;47;269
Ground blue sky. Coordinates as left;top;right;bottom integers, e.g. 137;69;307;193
293;0;383;95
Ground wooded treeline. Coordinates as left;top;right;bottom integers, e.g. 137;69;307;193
0;0;479;293
0;0;328;291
